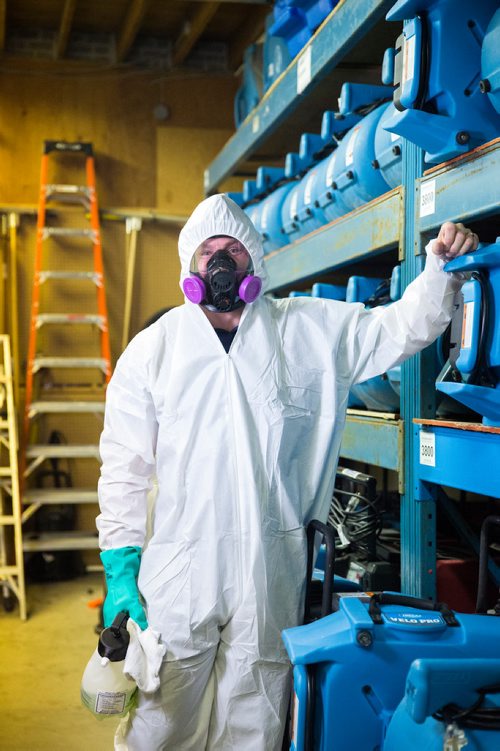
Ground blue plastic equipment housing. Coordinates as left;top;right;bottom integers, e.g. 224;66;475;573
348;268;402;412
268;3;312;60
283;593;500;751
260;181;297;253
436;239;500;426
234;43;263;127
481;8;500;115
263;13;292;91
384;0;500;163
330;104;393;211
311;283;345;300
270;1;340;60
384;659;500;751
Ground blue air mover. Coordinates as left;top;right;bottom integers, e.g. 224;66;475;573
481;8;500;115
384;658;500;751
234;43;263;128
242;176;265;248
260;180;297;253
348;269;401;412
329;103;393;211
306;112;363;226
284;515;500;751
436;239;500;426
269;1;312;59
243;166;296;254
284;592;500;751
280;132;327;243
374;104;403;189
383;0;500;163
263;13;292;91
311;283;345;301
295;0;339;32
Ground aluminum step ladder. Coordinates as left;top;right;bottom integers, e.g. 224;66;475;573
22;140;111;559
0;335;26;619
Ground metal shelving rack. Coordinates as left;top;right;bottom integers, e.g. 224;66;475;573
204;5;500;598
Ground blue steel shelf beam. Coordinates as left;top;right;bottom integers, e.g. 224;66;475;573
414;421;500;499
417;138;500;237
264;188;403;292
340;414;404;492
204;0;395;194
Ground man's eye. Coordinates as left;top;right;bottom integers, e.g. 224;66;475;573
229;247;243;255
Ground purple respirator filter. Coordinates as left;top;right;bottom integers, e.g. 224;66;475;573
183;274;262;305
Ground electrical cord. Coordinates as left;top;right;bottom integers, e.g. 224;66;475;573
328;488;383;557
433;684;500;730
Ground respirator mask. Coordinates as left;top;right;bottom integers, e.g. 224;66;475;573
183;246;262;313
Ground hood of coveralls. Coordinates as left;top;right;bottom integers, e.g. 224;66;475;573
178;194;268;298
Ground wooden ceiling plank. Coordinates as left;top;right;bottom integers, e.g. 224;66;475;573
172;1;221;67
54;0;77;60
0;0;6;51
116;0;152;63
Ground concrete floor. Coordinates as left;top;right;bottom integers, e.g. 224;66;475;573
0;574;118;751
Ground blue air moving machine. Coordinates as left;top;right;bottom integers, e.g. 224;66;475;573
436;238;500;426
283;514;500;751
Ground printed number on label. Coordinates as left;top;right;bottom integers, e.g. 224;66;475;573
419;430;436;467
420;179;436;217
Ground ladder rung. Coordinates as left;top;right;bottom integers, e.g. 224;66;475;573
28;400;105;416
26;445;100;459
45;184;90;196
42;227;95;240
0;515;15;524
23;531;99;552
0;468;14;477
0;565;22;575
36;314;105;327
33;357;108;372
38;271;100;283
44;140;93;156
23;488;98;504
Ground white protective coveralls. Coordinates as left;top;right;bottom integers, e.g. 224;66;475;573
97;194;464;751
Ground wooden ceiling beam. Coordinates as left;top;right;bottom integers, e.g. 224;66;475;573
0;0;6;52
116;0;151;63
172;2;221;68
54;0;77;60
228;5;269;71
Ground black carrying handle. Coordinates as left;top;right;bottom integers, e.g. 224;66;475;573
476;515;500;614
368;592;459;627
304;519;335;622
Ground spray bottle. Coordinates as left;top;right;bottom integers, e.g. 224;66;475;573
81;611;137;718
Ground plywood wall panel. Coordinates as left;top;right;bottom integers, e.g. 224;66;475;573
1;67;239;366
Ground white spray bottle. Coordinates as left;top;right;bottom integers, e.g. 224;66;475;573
81;611;138;718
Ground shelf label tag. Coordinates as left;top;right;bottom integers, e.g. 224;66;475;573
419;430;436;467
420;179;436;217
203;169;209;191
252;115;260;134
297;45;312;95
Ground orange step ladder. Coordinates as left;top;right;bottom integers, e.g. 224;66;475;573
22;141;111;563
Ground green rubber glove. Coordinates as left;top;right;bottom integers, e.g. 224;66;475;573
101;546;148;631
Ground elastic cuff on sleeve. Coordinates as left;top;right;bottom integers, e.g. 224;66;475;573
424;239;469;285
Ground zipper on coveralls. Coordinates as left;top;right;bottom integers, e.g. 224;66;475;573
224;356;244;606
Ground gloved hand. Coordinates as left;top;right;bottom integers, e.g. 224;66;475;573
101;546;148;631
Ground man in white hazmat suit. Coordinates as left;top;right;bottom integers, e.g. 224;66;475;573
96;194;478;751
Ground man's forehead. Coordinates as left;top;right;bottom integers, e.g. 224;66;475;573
200;236;246;251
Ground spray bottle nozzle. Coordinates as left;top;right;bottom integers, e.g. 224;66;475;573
98;611;130;662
